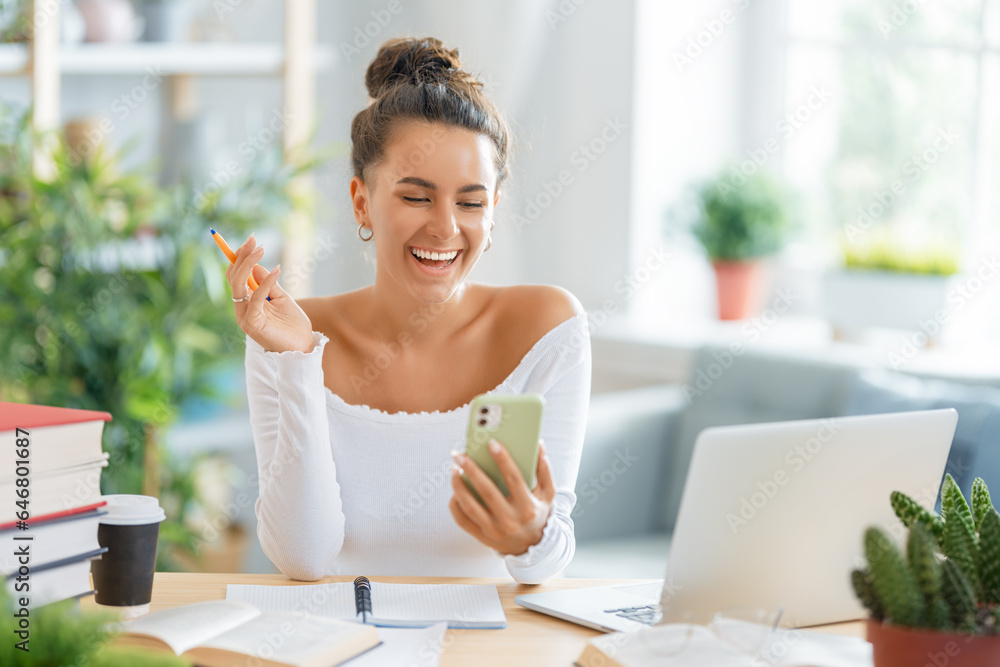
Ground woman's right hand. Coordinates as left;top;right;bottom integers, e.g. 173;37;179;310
226;234;315;354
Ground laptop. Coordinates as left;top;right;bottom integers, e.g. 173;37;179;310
515;409;958;632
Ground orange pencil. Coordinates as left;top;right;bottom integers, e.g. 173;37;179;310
210;228;270;300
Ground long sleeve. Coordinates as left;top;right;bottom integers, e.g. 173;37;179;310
504;314;592;584
245;331;346;580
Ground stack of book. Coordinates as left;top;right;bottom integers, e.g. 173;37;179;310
0;402;113;608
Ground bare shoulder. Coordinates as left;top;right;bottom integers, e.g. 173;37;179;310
296;290;362;339
492;284;585;342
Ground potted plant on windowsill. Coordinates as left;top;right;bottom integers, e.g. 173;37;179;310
822;233;960;342
853;474;1000;666
689;166;793;320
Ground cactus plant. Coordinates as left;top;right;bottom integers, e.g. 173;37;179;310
854;474;1000;635
890;490;944;544
973;478;994;531
981;509;1000;604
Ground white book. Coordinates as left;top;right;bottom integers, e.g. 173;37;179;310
0;508;106;576
0;456;108;523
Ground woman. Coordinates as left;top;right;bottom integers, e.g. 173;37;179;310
226;37;591;585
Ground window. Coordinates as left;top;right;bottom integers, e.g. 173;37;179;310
784;0;998;262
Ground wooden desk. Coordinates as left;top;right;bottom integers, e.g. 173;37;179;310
82;573;867;666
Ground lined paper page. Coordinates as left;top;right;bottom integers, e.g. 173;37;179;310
226;582;505;628
367;583;504;626
227;583;357;617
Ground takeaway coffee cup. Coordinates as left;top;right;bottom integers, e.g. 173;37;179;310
90;494;165;619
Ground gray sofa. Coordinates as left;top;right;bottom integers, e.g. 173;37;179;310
567;345;1000;577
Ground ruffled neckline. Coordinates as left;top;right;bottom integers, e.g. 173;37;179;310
323;312;587;423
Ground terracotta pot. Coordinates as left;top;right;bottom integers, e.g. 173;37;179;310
711;260;763;320
867;618;1000;667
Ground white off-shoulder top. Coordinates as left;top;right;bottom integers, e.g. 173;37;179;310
244;312;592;584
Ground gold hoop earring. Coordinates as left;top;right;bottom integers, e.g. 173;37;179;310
358;224;373;242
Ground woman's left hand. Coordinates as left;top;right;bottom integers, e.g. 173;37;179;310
449;440;555;556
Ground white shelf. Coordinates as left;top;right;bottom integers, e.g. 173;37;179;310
0;42;335;76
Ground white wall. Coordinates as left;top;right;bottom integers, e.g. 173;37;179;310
320;0;637;311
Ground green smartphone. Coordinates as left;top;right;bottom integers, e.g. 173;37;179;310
463;393;546;505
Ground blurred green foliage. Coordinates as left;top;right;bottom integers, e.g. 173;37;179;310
0;106;322;570
842;236;960;276
0;585;192;666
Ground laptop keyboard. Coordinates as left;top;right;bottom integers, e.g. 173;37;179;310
604;604;662;625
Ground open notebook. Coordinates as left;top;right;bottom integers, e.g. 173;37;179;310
227;582;506;629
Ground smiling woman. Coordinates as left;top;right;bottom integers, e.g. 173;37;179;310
225;36;591;584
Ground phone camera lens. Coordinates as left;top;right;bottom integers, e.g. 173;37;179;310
478;418;487;427
479;407;489;414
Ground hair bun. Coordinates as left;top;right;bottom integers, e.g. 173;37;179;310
365;37;477;99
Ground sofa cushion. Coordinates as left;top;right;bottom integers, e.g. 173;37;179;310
844;369;1000;500
574;384;685;541
659;346;862;531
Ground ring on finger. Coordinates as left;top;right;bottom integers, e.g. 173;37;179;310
232;292;251;303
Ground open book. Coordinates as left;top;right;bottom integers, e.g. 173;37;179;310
115;600;380;667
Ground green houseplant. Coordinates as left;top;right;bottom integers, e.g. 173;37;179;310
689;165;793;320
0;106;320;570
853;474;1000;665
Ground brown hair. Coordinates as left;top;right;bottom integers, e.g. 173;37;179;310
350;37;511;191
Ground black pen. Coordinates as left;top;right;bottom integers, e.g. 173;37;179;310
354;576;372;624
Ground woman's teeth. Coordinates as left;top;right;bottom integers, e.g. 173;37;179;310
410;247;458;267
411;248;458;261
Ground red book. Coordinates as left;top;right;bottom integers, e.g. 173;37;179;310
0;402;111;474
0;402;112;526
0;402;112;431
0;500;108;532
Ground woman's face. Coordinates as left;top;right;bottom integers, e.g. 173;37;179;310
352;121;500;304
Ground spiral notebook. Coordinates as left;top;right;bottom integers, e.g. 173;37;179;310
226;581;506;629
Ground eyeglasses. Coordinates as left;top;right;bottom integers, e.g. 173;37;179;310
633;605;786;660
